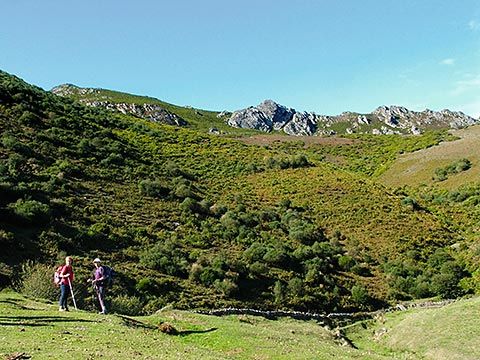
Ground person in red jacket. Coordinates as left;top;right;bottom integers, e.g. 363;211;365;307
58;256;74;311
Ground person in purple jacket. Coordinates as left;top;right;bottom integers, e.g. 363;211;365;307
89;258;107;314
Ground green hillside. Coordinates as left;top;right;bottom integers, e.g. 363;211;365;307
347;296;480;359
0;70;477;315
379;125;480;189
52;84;254;134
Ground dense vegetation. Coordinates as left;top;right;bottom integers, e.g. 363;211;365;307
0;70;477;316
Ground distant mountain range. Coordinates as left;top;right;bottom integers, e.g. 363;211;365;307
52;84;479;136
227;100;479;136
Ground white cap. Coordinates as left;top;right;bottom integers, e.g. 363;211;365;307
93;258;101;263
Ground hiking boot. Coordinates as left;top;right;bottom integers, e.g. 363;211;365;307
64;308;69;312
59;307;66;312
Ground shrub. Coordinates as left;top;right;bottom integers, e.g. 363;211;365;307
110;295;144;315
18;111;41;126
135;277;159;296
199;266;223;286
401;196;419;210
433;158;472;181
351;285;370;308
9;198;50;224
338;255;356;271
180;197;200;213
19;262;58;301
214;278;238;296
243;242;267;264
138;179;170;198
273;280;285;305
248;261;269;277
263;247;287;266
140;240;188;276
287;277;304;297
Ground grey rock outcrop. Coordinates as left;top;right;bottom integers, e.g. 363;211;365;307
84;100;187;126
227;100;479;136
52;84;187;126
283;112;317;135
257;100;296;130
227;100;295;133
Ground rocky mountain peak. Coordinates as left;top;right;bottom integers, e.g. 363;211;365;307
227;101;479;136
227;99;316;134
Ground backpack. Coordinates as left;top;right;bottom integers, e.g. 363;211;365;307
101;265;115;287
53;266;63;287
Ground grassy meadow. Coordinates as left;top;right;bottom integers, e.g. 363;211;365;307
2;290;480;359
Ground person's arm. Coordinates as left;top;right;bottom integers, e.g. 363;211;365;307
61;266;72;279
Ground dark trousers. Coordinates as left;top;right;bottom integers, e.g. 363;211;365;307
95;285;107;312
59;284;70;309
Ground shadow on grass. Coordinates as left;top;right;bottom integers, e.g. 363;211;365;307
178;328;217;336
0;315;95;327
117;314;218;336
0;299;33;310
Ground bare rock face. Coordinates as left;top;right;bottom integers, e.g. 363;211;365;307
283;112;317;136
227;100;295;133
257;100;296;130
228;100;315;135
84;100;187;126
227;106;273;132
372;105;477;131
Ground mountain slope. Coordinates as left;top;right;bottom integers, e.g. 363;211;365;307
379;125;480;189
51;83;249;134
0;70;474;313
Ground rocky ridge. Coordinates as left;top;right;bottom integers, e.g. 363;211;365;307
51;84;187;126
227;100;479;136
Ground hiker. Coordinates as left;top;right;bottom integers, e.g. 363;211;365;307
89;258;108;314
58;256;74;311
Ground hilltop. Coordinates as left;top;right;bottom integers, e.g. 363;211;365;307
0;69;478;316
51;85;479;137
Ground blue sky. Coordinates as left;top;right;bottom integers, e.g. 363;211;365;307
1;0;480;116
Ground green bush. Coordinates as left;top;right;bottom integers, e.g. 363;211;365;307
434;158;472;181
287;277;304;297
138;179;170;198
19;262;58;301
110;295;144;315
214;278;238;296
243;242;267;264
9;198;50;223
140;240;188;276
351;285;370;308
135;277;159;296
273;280;285;305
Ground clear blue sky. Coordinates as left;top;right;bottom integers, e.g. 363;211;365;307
1;0;480;116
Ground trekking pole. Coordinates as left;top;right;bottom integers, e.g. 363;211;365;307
67;277;78;310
